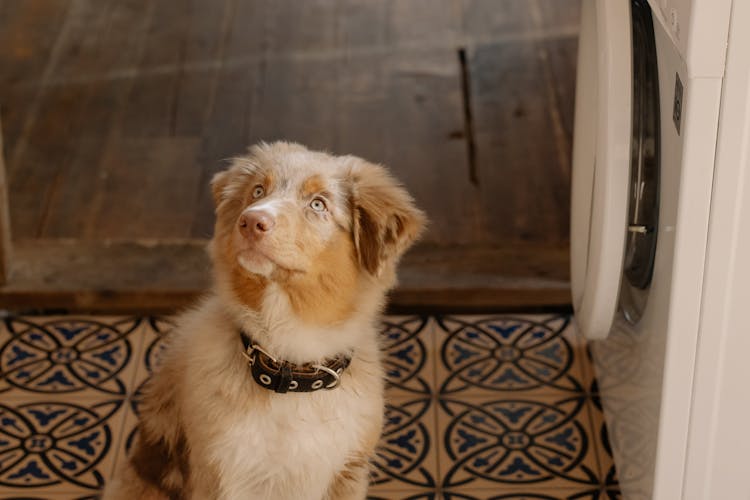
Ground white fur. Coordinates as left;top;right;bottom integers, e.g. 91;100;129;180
244;199;281;217
176;295;383;499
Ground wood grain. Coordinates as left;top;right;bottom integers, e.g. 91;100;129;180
0;0;71;87
469;39;571;246
6;0;151;238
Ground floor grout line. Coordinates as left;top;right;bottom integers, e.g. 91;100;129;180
428;316;443;487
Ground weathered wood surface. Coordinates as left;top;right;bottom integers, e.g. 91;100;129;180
0;240;210;313
0;240;569;313
0;0;580;310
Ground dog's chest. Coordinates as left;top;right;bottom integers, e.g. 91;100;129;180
209;388;374;498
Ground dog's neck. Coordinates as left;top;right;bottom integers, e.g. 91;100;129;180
220;280;385;365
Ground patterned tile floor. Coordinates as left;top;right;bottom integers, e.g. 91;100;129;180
0;314;620;499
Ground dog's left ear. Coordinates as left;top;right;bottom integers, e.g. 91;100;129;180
211;169;231;209
348;160;426;276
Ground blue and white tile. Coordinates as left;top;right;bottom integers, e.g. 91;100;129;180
0;397;127;498
435;394;603;492
0;316;147;401
369;317;438;496
382;316;436;399
0;313;619;499
586;393;627;500
436;487;622;499
434;315;592;398
368;396;439;497
368;492;437;499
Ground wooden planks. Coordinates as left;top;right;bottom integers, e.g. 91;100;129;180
86;137;202;239
469;40;573;246
0;240;569;313
0;0;71;163
0;0;582;310
2;0;581;245
0;0;72;87
6;0;155;238
0;239;210;313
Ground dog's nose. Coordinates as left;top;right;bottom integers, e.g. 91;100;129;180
238;211;275;239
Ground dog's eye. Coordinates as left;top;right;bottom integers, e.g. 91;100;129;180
252;185;265;199
310;198;327;212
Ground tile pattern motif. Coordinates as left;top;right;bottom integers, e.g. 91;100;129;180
0;315;619;499
0;317;140;396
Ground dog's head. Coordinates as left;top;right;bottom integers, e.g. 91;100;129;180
209;142;425;324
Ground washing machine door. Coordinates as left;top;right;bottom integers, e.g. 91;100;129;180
570;0;632;339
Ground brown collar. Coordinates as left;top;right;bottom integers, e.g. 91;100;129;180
239;332;351;393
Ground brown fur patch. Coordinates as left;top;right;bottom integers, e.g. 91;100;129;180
280;229;359;325
229;267;268;310
260;171;275;197
324;457;369;500
300;175;326;197
130;430;189;500
348;161;426;275
353;207;382;275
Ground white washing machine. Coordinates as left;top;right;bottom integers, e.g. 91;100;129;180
571;0;750;498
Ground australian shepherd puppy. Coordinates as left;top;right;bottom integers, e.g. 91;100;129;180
103;142;425;500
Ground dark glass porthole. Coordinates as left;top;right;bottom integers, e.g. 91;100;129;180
621;0;660;323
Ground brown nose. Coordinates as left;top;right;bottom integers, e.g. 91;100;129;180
238;211;275;239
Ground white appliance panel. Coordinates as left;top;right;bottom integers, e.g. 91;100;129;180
647;0;731;78
575;1;724;498
590;16;688;496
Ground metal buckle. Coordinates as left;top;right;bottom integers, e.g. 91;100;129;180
241;343;278;367
312;364;342;389
240;346;256;366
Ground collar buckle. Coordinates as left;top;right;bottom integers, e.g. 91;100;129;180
312;364;343;389
241;342;278;367
239;330;350;393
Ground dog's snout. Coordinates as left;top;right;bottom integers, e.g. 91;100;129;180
239;211;275;239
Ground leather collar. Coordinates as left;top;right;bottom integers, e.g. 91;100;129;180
240;332;351;393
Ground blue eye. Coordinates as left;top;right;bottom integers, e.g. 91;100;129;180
252;186;265;199
310;198;327;212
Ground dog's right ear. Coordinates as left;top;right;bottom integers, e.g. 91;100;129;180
348;160;426;276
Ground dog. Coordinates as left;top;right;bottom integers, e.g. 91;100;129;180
103;142;425;499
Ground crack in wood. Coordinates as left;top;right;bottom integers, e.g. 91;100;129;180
458;47;478;186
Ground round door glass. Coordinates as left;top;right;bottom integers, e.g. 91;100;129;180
621;0;660;324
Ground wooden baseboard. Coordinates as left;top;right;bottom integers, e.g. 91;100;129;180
0;239;571;313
